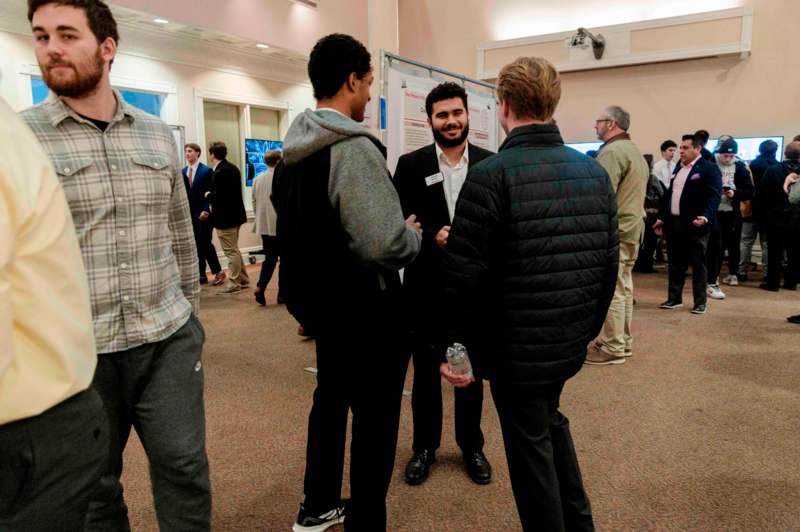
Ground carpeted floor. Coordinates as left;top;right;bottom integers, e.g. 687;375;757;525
120;264;800;531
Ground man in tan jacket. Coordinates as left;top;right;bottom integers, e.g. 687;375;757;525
586;106;649;365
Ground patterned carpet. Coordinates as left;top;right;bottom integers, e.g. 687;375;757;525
120;264;800;531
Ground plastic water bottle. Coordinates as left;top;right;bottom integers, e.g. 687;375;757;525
446;342;473;379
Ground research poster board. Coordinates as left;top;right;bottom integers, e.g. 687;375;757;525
385;62;499;174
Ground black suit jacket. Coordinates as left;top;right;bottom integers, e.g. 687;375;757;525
661;156;722;232
394;142;494;339
207;159;248;230
182;162;214;220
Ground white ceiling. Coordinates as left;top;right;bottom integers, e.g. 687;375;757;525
0;0;310;84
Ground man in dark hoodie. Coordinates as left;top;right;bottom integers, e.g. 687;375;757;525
441;56;618;532
273;34;421;532
755;141;800;291
740;139;780;281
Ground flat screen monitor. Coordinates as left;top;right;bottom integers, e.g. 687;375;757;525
244;138;283;186
705;136;783;162
565;141;603;155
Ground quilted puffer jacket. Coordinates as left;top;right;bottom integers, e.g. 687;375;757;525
442;123;619;387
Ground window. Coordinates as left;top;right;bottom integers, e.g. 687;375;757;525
30;78;165;117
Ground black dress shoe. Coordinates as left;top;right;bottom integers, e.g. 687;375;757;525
464;450;492;485
760;283;780;292
787;314;800;324
254;290;266;306
783;284;797;291
404;450;435;485
199;277;209;285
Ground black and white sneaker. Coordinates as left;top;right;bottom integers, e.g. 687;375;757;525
659;300;683;309
292;501;347;532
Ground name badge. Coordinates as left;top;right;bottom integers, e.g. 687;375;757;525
425;172;444;187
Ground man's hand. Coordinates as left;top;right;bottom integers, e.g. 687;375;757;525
723;189;735;199
440;362;474;388
784;173;800;194
692;216;707;227
405;214;422;237
435;225;451;249
199;211;210;221
653;219;663;237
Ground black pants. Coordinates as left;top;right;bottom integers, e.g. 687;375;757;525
302;306;408;531
634;221;658;272
84;315;211;532
410;339;484;454
491;380;594;532
257;234;280;292
765;219;800;289
0;389;107;531
666;216;710;306
707;211;740;283
195;219;221;279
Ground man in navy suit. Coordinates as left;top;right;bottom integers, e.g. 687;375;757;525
655;134;722;314
394;82;494;487
183;143;225;285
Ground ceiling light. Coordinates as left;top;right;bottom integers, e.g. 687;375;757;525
153;18;169;24
256;43;270;49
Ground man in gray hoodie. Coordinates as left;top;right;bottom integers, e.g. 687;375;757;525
273;34;421;532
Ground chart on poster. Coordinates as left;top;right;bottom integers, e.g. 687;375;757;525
384;54;498;174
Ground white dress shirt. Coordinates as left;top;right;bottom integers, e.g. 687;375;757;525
435;143;470;221
653;158;676;189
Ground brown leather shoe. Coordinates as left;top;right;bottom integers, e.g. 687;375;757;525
212;271;227;286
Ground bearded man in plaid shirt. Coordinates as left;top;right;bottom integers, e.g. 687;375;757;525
21;1;211;530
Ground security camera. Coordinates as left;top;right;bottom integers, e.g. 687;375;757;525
566;28;606;60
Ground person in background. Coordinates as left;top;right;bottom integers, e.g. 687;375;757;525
21;1;210;529
653;140;678;190
0;94;107;531
755;141;800;291
741;139;779;281
587;105;648;365
252;149;283;306
441;56;618;532
706;137;754;297
635;154;667;274
206;141;250;294
273;33;421;532
184;142;226;286
784;172;800;324
655;134;722;315
695;129;714;162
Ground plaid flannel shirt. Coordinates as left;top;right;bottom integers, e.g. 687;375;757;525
20;92;200;353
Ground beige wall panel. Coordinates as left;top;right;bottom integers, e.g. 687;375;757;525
400;0;800;156
485;41;569;72
631;18;743;53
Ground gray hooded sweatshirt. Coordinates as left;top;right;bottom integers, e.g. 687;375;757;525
282;108;420;273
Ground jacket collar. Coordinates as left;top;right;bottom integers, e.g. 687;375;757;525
499;123;564;152
598;132;631;153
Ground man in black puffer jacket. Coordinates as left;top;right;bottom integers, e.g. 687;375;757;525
440;57;618;532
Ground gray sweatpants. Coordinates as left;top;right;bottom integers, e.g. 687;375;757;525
84;314;211;532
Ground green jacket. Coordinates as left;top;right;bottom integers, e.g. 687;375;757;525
597;135;649;244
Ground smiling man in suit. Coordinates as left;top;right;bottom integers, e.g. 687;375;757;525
183;143;225;286
655;134;722;314
394;82;494;487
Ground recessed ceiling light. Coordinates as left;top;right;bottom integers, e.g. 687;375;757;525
153;18;169;24
256;43;270;49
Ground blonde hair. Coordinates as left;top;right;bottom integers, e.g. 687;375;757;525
496;57;561;121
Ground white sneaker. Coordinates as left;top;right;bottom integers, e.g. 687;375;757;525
722;274;738;286
707;284;726;300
